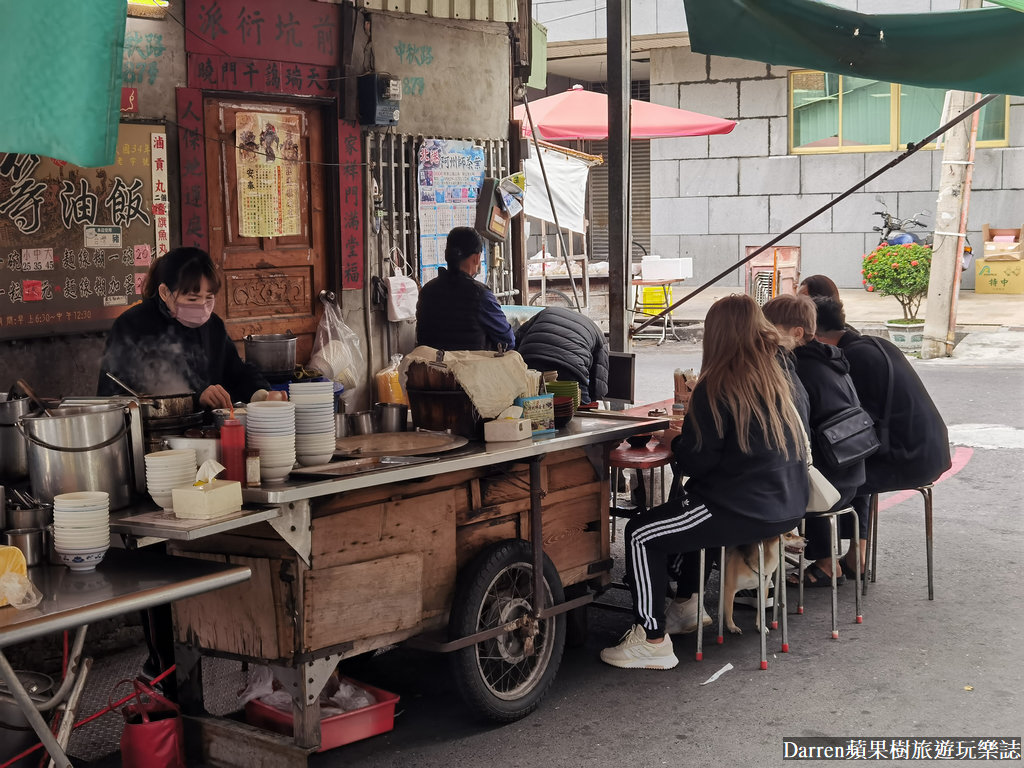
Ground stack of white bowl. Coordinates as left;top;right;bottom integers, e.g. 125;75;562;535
289;382;337;466
145;449;198;511
53;491;110;571
247;401;296;483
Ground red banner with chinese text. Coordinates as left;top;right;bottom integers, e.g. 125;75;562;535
175;88;209;253
338;121;364;291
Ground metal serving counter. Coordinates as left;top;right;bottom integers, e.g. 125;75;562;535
239;413;669;505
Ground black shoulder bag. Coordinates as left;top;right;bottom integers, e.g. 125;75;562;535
812;340;886;469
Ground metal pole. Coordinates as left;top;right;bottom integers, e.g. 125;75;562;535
607;0;631;352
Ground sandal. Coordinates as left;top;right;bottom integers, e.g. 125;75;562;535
787;562;845;588
839;559;863;581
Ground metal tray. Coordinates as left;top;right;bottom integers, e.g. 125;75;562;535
334;432;468;457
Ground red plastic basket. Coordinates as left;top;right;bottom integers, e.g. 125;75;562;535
244;679;399;752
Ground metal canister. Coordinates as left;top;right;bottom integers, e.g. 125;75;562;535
18;404;132;509
0;395;32;483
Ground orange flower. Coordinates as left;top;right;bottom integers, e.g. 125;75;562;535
911;260;919;266
867;286;875;292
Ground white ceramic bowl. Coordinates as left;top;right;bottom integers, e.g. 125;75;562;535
56;548;108;572
297;453;334;466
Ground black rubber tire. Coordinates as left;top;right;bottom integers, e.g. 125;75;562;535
528;289;573;308
449;540;566;723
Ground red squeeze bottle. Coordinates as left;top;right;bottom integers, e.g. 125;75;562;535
220;419;246;483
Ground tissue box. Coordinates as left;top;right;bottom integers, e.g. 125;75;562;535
484;418;532;442
514;394;554;434
172;480;243;519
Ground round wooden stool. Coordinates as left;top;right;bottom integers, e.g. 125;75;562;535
608;437;673;541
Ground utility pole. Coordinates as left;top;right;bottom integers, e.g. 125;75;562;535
921;0;983;359
607;0;631;353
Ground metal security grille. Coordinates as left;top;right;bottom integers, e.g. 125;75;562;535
364;133;513;297
752;271;775;306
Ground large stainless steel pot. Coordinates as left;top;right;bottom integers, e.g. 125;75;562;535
0;395;32;482
244;333;297;374
18;404;133;509
138;392;198;420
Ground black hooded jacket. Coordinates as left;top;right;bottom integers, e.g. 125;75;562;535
514;307;609;403
792;339;867;505
838;330;950;492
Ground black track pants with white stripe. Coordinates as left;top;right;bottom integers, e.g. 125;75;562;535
624;494;801;639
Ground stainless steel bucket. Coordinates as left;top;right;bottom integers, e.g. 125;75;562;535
18;404;132;509
0;396;32;482
374;402;408;433
244;333;297;374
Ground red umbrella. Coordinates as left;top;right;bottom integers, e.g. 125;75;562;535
513;85;736;141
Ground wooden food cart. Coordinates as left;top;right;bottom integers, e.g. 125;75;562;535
130;413;664;763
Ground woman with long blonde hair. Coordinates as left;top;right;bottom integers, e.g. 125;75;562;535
601;294;809;670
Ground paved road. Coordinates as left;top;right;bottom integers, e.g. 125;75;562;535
313;332;1023;768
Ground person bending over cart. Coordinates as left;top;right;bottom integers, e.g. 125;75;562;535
601;294;808;670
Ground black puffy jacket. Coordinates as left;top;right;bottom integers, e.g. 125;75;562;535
792;339;866;506
838;330;950;493
514;307;609;403
416;268;490;351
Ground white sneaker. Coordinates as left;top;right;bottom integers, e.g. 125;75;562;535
664;596;713;635
600;625;679;670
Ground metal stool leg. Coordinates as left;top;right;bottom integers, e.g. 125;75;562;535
696;548;706;661
849;507;862;624
829;515;840;639
778;534;790;653
610;468;621;542
868;493;880;585
918;484;935;600
716;546;726;646
757;541;768;670
797;519;806;614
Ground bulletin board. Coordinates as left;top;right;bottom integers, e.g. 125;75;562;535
416;138;486;285
0;122;169;340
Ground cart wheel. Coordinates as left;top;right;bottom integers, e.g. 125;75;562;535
449;540;566;723
563;583;590;649
528;289;573;308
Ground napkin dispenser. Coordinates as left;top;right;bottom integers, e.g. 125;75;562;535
484;405;532;443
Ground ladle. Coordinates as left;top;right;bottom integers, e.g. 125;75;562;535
14;379;54;417
104;371;145;400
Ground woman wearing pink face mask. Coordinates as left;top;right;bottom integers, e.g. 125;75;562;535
98;247;272;410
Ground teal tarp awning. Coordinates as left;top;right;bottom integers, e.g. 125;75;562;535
683;0;1024;97
0;0;127;167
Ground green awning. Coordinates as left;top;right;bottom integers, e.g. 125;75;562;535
0;0;127;167
987;0;1024;11
683;0;1024;97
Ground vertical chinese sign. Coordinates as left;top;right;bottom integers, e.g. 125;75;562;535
150;133;169;258
176;88;209;252
235;112;301;238
338;120;363;290
416;139;486;284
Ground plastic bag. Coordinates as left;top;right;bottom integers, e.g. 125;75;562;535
375;354;408;405
0;571;42;610
236;664;276;706
309;295;365;391
385;248;418;322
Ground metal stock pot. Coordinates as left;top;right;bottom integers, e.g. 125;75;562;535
0;395;32;482
244;333;297;374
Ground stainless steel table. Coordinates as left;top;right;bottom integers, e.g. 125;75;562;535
0;549;251;768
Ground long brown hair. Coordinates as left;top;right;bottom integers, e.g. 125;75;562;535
694;294;803;458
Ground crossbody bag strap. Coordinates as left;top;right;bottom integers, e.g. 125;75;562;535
865;335;894;433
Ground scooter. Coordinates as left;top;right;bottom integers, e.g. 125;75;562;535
872;195;932;246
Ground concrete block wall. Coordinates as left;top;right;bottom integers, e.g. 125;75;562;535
649;46;1024;290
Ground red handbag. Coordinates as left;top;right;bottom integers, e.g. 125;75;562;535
112;679;186;768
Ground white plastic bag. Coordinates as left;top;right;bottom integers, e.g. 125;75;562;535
0;572;41;610
385;248;418;322
309;294;365;390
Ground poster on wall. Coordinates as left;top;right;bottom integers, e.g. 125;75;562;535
0;122;165;340
236;112;302;238
416;139;486;285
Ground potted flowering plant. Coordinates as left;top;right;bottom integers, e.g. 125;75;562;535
862;242;932;350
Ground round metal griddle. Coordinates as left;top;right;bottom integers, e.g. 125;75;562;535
334;431;468;457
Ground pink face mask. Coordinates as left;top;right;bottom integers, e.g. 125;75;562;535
174;298;214;328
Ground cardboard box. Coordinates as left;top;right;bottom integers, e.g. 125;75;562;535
514;394;554;434
981;224;1022;261
975;257;1024;294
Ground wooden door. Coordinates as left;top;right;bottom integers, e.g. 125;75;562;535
204;99;328;364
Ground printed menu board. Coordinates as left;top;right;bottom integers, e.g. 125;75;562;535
0;122;167;339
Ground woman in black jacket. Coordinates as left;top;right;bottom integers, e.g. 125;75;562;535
97;247;269;409
762;294;866;586
600;295;807;670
